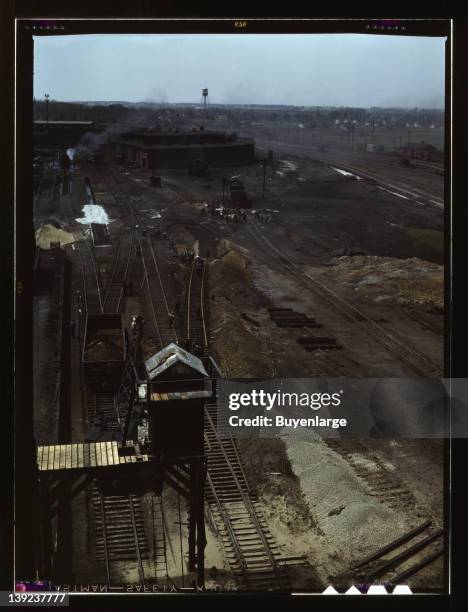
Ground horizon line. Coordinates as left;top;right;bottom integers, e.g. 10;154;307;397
32;99;445;111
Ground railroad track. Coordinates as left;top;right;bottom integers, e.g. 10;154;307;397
204;404;293;590
85;390;123;434
91;484;150;586
101;229;135;313
139;234;178;348
326;440;445;585
75;236;103;315
351;519;444;585
325;160;444;209
253;136;444;208
82;165;301;590
73;168;170;587
325;440;420;512
186;259;209;348
246;218;441;377
77;176;128;437
104;169;178;350
184;247;305;590
76;221;125;434
78;173;152;585
151;494;169;583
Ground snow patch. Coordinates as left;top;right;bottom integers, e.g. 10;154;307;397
279;159;298;172
378;186;410;200
76;204;111;225
330;167;362;181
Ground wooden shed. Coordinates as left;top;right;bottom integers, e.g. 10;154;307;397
145;344;212;460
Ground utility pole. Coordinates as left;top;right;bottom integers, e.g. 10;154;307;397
351;124;355;151
262;160;267;200
45;93;54;167
44;93;49;130
298;123;304;155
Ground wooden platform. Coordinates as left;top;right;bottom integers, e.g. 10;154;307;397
150;390;211;402
37;441;149;472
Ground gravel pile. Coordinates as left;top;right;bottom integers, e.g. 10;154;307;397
284;435;415;579
328;255;443;312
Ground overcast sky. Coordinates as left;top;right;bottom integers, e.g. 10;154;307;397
33;34;446;108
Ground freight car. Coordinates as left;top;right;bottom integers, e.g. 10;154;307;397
82;313;127;392
229;176;252;208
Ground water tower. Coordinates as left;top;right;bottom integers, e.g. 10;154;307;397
201;88;209;111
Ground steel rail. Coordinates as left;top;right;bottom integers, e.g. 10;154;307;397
101;230;135;312
137;233;163;347
145;234;178;344
99;493;111;587
186;263;195;340
128;493;146;585
75;242;101;314
95;489;147;587
205;470;246;572
246;219;440;376
183;249;285;584
391;548;444;584
200;261;209;348
184;248;283;584
204;409;277;570
353;520;432;569
104;169;177;345
366;529;443;581
82;232;104;313
101;230;123;306
186;259;208;347
76;245;90;315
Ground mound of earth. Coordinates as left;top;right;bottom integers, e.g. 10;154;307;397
208;240;271;377
327;255;443;312
35;224;76;249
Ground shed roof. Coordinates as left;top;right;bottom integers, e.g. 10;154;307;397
145;343;208;380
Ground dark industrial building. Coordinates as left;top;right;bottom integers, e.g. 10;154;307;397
109;128;255;169
34;120;96;149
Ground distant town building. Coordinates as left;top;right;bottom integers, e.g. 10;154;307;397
366;143;385;153
398;142;440;161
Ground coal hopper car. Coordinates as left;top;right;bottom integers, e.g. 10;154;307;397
81;313;127;392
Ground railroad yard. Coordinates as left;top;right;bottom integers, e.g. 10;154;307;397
31;118;445;593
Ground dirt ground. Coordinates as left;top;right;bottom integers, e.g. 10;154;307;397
208;240;273;378
207;237;444;590
34;141;446;592
106;154;445;590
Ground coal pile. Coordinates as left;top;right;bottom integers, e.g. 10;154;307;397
84;329;123;361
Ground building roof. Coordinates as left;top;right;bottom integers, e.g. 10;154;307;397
118;139;254;151
145;343;208;380
34;120;94;126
